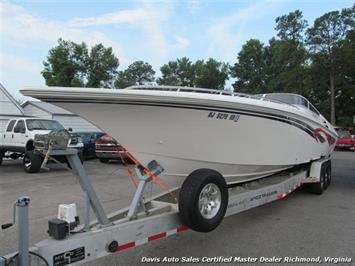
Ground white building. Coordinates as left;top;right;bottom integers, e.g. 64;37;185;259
22;101;101;132
0;83;24;133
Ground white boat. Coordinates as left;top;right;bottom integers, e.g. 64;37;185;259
21;85;337;185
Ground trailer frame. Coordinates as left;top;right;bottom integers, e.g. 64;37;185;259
0;149;331;266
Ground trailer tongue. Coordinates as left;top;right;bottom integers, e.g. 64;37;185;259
0;146;331;266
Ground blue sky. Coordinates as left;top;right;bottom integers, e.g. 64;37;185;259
0;0;353;100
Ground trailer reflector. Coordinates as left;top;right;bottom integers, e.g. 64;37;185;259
277;183;302;200
116;225;189;252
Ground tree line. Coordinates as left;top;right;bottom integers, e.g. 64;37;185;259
42;5;354;126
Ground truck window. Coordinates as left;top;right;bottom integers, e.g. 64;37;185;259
26;119;64;131
6;120;16;132
14;120;26;133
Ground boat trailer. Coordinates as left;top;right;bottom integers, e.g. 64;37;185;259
0;148;331;266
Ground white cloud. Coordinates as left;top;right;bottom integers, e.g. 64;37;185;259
188;0;201;14
0;54;41;75
69;8;158;27
67;1;190;61
174;36;190;49
207;0;284;62
0;1;124;60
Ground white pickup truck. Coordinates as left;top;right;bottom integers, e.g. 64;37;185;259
0;118;83;172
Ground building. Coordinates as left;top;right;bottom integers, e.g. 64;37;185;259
0;83;24;133
22;101;101;132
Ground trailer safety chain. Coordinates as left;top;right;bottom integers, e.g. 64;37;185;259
5;251;49;266
121;148;178;203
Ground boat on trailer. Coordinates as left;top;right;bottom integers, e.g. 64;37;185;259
21;85;337;185
20;85;337;232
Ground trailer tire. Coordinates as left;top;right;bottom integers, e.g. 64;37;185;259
310;165;326;195
179;169;228;232
23;151;43;173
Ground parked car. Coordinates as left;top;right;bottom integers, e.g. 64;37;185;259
0;118;84;172
95;133;130;163
77;132;104;159
336;130;355;151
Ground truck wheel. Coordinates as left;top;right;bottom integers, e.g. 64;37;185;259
23;151;43;173
310;165;326;195
326;161;331;186
99;158;109;163
179;169;228;232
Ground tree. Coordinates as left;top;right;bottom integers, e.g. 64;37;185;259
266;10;308;95
42;39;88;87
335;29;355;126
158;57;196;87
306;6;355;124
42;39;119;88
231;39;267;94
275;10;308;42
115;61;155;89
86;44;119;87
194;58;229;90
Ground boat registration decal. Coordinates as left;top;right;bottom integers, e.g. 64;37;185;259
208;111;240;122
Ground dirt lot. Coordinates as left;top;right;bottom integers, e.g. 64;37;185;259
0;151;354;265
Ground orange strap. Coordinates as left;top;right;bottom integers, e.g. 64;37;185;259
118;150;137;188
124;150;177;202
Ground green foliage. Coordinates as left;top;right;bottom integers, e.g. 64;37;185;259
42;39;88;87
194;58;229;90
231;6;354;125
42;39;119;88
86;44;119;87
231;39;267;94
265;38;308;95
115;61;155;89
275;10;308;42
306;5;354;124
158;57;229;89
158;57;196;87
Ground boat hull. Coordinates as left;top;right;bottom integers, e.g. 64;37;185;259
46;101;335;184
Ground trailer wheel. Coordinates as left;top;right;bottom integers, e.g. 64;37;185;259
179;169;228;232
310;165;326;195
23;151;43;173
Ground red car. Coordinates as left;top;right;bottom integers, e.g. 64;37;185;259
336;130;355;151
95;134;130;163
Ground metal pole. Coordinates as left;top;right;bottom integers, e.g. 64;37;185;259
85;192;90;231
66;153;111;226
17;196;30;266
127;168;151;219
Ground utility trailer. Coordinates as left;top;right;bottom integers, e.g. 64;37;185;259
0;148;332;266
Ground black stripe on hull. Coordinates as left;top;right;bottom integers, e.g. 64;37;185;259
39;98;329;141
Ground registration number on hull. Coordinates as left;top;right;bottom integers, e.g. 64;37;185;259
207;111;240;122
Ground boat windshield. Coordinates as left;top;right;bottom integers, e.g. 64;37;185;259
262;94;308;107
260;93;320;116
